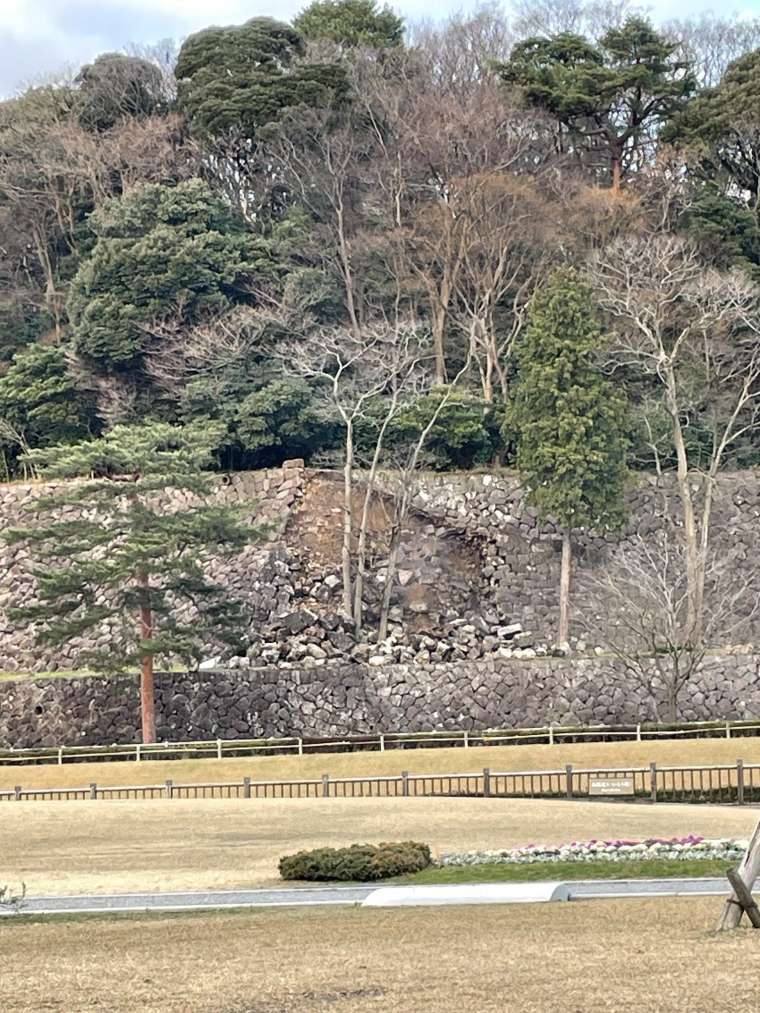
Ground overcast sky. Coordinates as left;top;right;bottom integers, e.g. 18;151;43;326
2;0;759;97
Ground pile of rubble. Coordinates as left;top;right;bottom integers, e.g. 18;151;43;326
218;603;555;670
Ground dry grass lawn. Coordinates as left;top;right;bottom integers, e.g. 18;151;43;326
2;898;760;1012
3;734;760;792
3;796;757;896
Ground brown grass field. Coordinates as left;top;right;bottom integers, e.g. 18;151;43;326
3;898;760;1012
3;734;760;793
3;795;756;896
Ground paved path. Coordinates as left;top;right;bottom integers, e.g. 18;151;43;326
5;885;376;916
2;877;731;917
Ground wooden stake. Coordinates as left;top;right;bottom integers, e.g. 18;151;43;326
717;816;760;930
725;869;760;928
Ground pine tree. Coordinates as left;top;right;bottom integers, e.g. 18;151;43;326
5;421;259;742
510;269;628;647
500;17;695;189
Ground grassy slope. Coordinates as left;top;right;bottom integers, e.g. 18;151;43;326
3;734;760;790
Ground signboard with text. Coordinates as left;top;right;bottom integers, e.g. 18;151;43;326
588;775;635;796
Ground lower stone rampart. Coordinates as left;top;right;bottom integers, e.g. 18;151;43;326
2;653;758;748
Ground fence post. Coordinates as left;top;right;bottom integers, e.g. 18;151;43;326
463;730;470;749
726;721;731;740
14;785;21;801
217;738;223;760
636;723;641;743
737;759;745;806
565;764;573;800
136;743;141;763
548;724;554;746
298;738;303;756
165;779;174;800
483;768;491;798
89;782;97;800
379;734;385;753
321;774;330;798
402;770;409;797
58;747;63;766
650;762;658;804
243;776;251;799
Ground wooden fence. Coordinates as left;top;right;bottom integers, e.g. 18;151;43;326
5;717;760;768
3;761;760;804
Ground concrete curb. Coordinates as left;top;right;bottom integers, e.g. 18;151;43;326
1;877;731;917
362;882;570;907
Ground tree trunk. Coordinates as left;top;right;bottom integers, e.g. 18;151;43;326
431;302;448;386
610;148;622;192
558;528;572;647
378;514;404;643
341;423;354;618
140;649;156;745
353;401;398;634
139;597;156;744
666;374;703;647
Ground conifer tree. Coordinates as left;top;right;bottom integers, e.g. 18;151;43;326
510;269;628;647
500;17;695;189
5;421;257;743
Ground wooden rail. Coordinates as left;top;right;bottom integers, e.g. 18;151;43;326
3;760;760;804
4;718;760;768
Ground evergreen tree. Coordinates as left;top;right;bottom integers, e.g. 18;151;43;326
0;344;96;477
294;0;404;49
67;179;273;370
175;17;349;143
75;52;166;131
680;184;760;275
5;421;258;743
510;269;628;646
500;17;695;188
663;49;760;204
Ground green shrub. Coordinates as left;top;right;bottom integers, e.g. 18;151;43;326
279;841;431;882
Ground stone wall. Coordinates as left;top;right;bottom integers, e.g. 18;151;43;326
2;652;759;748
2;465;759;671
0;463;306;672
408;470;760;640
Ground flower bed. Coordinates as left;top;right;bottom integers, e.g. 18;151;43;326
440;836;748;866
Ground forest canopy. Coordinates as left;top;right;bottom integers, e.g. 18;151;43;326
3;0;760;479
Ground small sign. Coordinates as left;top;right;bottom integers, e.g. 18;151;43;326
588;775;635;797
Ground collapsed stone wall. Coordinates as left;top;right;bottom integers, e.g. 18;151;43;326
2;652;759;748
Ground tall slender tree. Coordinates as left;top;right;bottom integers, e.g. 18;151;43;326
4;422;257;743
510;269;628;646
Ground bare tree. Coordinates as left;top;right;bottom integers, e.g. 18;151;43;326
266;106;376;343
0;420;38;480
665;14;760;88
144;307;264;398
593;233;760;647
353;43;554;385
407;5;515;94
284;319;430;631
453;172;551;403
512;0;642;40
375;360;471;640
586;530;758;720
123;38;180;99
